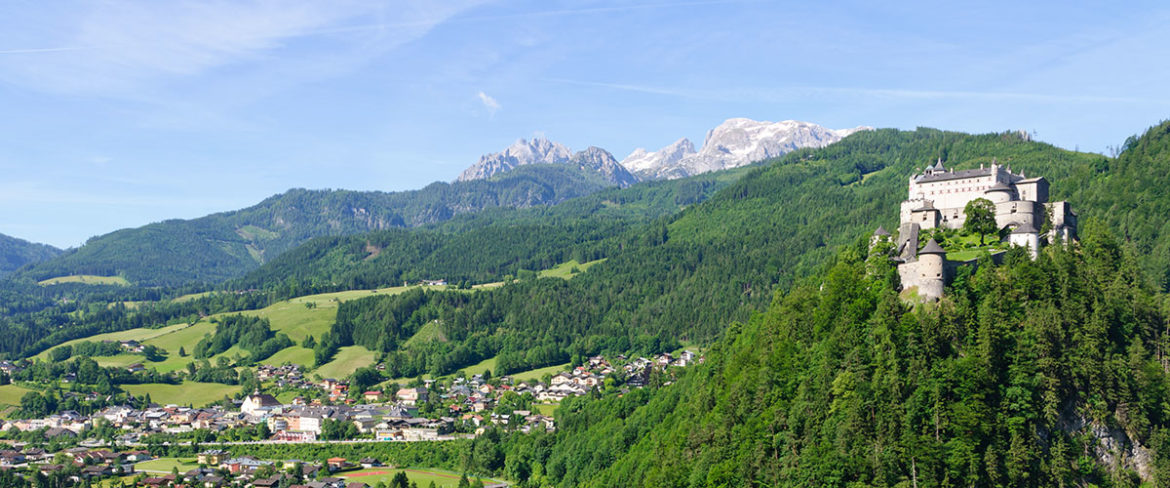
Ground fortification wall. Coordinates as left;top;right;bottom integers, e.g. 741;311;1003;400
995;200;1041;229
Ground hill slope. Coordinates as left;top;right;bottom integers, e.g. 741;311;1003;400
0;233;61;277
298;128;1117;382
231;165;750;294
535;233;1170;487
17;164;615;286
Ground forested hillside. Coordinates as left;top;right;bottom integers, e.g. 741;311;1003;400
1072;120;1170;290
0;233;60;277
520;227;1170;487
468;121;1170;487
16;164;616;286
231;166;748;294
295;128;1119;381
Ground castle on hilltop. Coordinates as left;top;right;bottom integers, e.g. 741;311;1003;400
874;158;1077;300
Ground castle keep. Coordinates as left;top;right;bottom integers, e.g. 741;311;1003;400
878;159;1077;300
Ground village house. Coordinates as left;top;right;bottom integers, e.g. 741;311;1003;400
241;392;281;417
395;387;428;406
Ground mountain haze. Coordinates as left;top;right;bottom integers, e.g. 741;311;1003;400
0;233;61;278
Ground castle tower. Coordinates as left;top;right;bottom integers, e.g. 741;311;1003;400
916;238;947;300
983;181;1014;204
1009;223;1040;259
870;225;891;249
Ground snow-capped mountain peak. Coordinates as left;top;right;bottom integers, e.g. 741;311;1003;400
620;138;697;180
621;119;871;180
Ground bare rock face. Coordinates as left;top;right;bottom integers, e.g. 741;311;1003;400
457;118;870;185
621;118;872;180
457;138;573;182
569;146;639;188
456;138;638;188
620;138;697;181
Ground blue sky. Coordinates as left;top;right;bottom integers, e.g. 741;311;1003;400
1;0;1168;248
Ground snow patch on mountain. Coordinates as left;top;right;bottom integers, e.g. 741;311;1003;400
457;138;637;187
621;119;871;180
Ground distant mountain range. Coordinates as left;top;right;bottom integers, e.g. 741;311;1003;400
457;138;637;187
622;118;871;180
458;118;870;183
0;233;61;278
15;164;615;286
10;116;867;287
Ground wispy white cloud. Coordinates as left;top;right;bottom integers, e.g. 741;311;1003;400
0;1;484;97
545;77;1170;106
477;90;501;115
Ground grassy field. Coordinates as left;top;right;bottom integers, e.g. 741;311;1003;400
34;322;193;362
538;259;606;279
172;291;213;303
534;403;558;416
29;282;509;381
342;467;503;487
238;299;337;343
136;457;200;474
264;346;316;369
141;321;217;372
122;382;239;407
947;247;1005;262
237;225;279;241
457;356;498;378
0;384;32;410
403;320;448;348
511;363;570;383
38;275;130;286
94;354;146;368
314;346;377;380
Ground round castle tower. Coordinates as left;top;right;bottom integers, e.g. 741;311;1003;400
1009;223;1040;259
916;238;947;299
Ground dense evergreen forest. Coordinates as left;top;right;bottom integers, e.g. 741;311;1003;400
0;232;60;277
229;165;747;294
15;164;618;286
499;224;1170;487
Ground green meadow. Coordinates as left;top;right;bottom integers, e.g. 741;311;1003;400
537;258;605;279
37;275;130;286
122;382;241;407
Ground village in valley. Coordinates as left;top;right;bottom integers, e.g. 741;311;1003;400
0;350;700;486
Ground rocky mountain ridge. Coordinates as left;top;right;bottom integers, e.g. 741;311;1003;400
457;137;637;188
622;118;872;180
457;118;870;184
